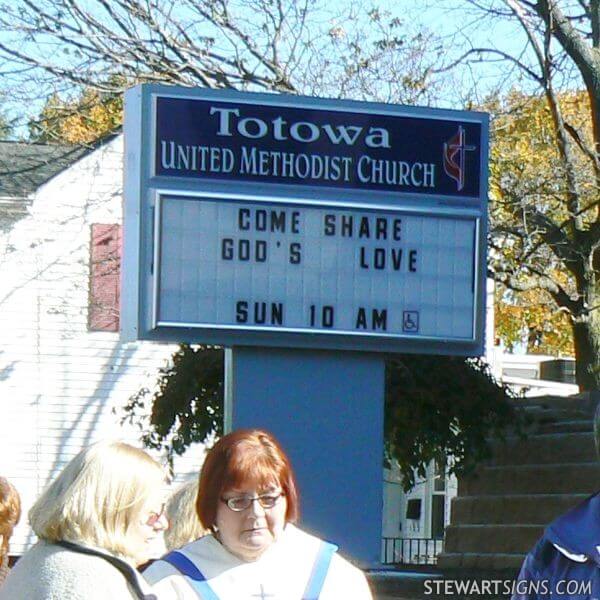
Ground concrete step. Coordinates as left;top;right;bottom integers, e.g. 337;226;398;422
369;567;525;599
514;393;598;413
522;404;593;421
368;571;442;600
533;419;594;434
437;551;525;572
437;395;600;574
522;404;592;423
451;493;587;525
444;524;542;555
459;462;600;495
488;431;596;466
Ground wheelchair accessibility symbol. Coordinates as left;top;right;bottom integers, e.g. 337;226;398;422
402;311;419;333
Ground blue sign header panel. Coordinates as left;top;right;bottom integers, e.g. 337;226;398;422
155;97;482;198
122;84;489;355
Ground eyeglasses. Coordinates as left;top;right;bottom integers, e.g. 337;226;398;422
146;503;166;527
221;492;285;512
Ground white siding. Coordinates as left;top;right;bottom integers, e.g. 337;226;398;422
0;136;204;555
382;467;404;538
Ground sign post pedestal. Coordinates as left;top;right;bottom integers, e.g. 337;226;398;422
225;346;385;566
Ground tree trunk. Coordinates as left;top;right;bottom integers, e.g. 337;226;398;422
572;320;600;390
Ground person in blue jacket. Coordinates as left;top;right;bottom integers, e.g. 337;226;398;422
513;407;600;600
512;493;600;599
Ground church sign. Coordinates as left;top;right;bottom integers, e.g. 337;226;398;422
122;85;488;355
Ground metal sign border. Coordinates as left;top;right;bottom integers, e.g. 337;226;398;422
151;189;480;343
123;84;489;356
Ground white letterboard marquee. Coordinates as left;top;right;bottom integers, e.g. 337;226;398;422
123;85;489;355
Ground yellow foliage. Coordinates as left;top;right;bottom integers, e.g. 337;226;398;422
495;287;575;356
485;89;596;355
488;90;596;224
31;87;123;145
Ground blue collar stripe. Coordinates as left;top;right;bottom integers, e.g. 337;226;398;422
162;551;220;600
302;541;338;600
161;541;338;600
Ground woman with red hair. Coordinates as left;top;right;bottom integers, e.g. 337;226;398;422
145;429;372;599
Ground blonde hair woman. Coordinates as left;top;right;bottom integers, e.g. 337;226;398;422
0;478;21;587
164;480;207;551
0;441;168;600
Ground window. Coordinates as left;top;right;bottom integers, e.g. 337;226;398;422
405;498;422;520
89;223;121;332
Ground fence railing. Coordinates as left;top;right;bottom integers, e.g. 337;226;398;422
381;537;444;566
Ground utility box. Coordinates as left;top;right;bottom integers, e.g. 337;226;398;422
540;358;576;384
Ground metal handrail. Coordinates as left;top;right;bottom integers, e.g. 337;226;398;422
381;537;444;565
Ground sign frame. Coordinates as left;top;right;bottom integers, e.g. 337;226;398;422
122;84;489;356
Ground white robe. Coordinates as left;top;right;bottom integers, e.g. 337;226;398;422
144;524;372;600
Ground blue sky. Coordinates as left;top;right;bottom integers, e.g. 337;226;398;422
409;1;539;102
0;0;572;136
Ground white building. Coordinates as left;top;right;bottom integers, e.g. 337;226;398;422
0;136;203;555
382;461;456;565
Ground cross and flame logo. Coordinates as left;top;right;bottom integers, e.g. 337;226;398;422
443;126;476;191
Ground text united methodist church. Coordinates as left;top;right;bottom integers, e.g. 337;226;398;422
158;106;437;188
